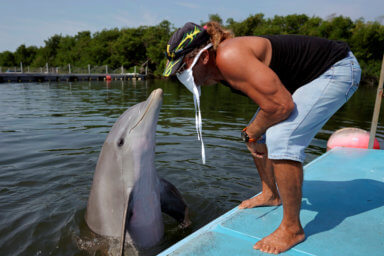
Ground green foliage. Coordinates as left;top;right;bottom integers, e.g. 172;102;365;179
318;16;354;40
14;45;37;66
0;51;16;66
0;14;383;85
208;14;223;25
348;20;384;85
227;13;266;36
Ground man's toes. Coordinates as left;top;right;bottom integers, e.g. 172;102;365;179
261;244;271;253
272;247;280;254
238;202;247;209
253;240;262;249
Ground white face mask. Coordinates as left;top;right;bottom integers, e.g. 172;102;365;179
176;43;212;164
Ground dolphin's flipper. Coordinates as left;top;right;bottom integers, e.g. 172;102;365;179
159;178;190;227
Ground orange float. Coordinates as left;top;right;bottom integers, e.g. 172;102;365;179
327;128;381;151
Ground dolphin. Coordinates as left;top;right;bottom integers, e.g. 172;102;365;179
85;88;190;251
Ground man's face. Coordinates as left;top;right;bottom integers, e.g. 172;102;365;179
180;50;216;86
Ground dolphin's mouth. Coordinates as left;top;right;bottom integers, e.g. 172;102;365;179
129;88;163;134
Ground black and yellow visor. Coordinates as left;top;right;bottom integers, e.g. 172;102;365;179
163;22;210;77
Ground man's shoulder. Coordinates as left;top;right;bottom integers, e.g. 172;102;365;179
216;36;268;70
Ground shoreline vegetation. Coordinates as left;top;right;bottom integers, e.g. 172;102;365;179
0;13;383;86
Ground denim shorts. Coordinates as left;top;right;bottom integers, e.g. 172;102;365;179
249;51;361;162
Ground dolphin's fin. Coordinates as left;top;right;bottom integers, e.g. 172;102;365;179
159;178;190;226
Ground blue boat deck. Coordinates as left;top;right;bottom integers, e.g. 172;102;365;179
159;148;384;256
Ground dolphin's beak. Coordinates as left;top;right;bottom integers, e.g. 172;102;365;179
129;88;163;133
149;88;163;100
147;88;163;108
142;88;163;122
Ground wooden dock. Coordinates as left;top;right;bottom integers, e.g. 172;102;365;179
0;72;146;83
159;147;384;256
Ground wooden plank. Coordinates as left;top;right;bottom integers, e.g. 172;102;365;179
369;54;384;148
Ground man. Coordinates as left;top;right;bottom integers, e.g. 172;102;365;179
163;21;361;254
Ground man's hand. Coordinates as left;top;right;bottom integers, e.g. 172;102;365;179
246;140;266;159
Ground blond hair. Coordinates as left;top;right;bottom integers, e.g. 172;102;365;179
185;21;234;59
205;21;234;50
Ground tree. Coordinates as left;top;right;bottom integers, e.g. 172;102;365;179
227;14;265;36
14;45;37;66
208;14;223;24
318;15;354;41
43;34;62;65
0;51;16;66
349;19;384;85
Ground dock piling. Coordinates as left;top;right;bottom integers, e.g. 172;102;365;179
368;54;384;149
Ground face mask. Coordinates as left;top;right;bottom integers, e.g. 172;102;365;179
176;43;212;164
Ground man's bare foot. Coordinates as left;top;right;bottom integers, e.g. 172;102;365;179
238;193;281;209
253;224;305;254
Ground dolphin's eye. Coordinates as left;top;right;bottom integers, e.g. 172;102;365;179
118;138;125;147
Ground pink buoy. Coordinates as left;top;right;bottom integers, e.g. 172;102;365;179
106;75;112;81
327;128;381;151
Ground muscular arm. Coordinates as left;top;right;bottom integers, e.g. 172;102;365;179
216;41;294;139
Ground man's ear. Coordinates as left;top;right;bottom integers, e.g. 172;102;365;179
201;49;210;65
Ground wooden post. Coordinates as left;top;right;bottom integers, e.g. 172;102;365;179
46;63;49;73
20;62;23;73
68;64;71;74
145;65;148;76
121;65;124;74
88;64;91;74
134;66;136;74
368;54;384;149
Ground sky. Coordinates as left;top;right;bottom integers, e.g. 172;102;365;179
0;0;383;52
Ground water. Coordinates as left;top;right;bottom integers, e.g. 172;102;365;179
0;80;383;256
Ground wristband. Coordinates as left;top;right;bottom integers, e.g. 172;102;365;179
241;127;259;143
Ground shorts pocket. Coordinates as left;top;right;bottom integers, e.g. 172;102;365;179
345;60;361;102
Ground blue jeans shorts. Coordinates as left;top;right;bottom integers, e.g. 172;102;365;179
249;51;361;163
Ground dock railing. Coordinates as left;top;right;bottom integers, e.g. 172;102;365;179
0;63;144;76
0;63;146;83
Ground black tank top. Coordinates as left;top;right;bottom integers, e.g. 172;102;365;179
222;35;350;95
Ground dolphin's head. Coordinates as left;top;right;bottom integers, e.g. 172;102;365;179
99;88;163;178
86;88;164;238
107;87;163;161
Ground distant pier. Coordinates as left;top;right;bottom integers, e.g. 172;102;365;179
0;72;146;83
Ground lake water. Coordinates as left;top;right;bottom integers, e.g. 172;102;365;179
0;80;383;255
